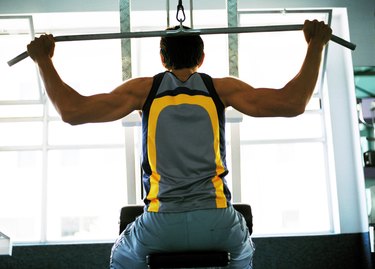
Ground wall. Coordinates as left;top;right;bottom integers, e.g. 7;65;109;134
0;0;373;66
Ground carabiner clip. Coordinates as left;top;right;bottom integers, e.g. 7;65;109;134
176;0;186;25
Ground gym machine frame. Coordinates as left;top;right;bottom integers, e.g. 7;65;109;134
8;24;356;67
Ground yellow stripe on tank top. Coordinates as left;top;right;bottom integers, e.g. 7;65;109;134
212;175;227;208
146;94;227;211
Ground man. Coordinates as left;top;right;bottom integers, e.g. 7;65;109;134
27;20;332;269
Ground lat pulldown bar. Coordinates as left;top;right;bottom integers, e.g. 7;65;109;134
7;24;356;67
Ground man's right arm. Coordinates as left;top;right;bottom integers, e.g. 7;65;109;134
214;20;332;118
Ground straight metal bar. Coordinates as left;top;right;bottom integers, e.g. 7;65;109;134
227;0;238;77
120;0;132;80
166;0;170;27
227;0;241;203
0;100;43;105
7;24;356;67
124;126;137;204
189;0;194;28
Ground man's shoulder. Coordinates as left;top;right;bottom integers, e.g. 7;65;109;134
211;76;239;89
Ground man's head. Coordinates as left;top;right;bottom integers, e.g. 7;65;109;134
160;26;204;70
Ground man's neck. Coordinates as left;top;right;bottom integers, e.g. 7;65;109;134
169;67;198;82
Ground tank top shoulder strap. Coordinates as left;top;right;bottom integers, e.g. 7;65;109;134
199;72;225;112
142;71;167;111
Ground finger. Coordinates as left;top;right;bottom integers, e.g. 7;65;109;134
303;20;313;42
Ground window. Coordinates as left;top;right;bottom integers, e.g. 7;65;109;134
237;10;333;235
1;6;340;243
0;12;126;243
0;16;41;102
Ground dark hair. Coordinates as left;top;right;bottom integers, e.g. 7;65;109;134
160;26;204;70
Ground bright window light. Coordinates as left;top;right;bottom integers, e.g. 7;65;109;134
0;16;41;102
0;12;126;243
0;7;337;243
238;11;332;235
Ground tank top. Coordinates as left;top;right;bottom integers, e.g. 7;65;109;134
141;71;231;212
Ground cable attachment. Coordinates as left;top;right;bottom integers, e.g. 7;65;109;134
176;0;186;28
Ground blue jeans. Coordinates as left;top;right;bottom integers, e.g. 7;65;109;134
110;206;255;269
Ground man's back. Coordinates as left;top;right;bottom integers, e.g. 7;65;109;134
141;71;231;212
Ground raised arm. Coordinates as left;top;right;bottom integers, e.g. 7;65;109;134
27;34;152;125
215;20;332;117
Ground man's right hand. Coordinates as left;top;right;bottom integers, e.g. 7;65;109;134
303;20;332;48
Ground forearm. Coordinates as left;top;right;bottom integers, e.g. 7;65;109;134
283;41;325;111
36;57;83;121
